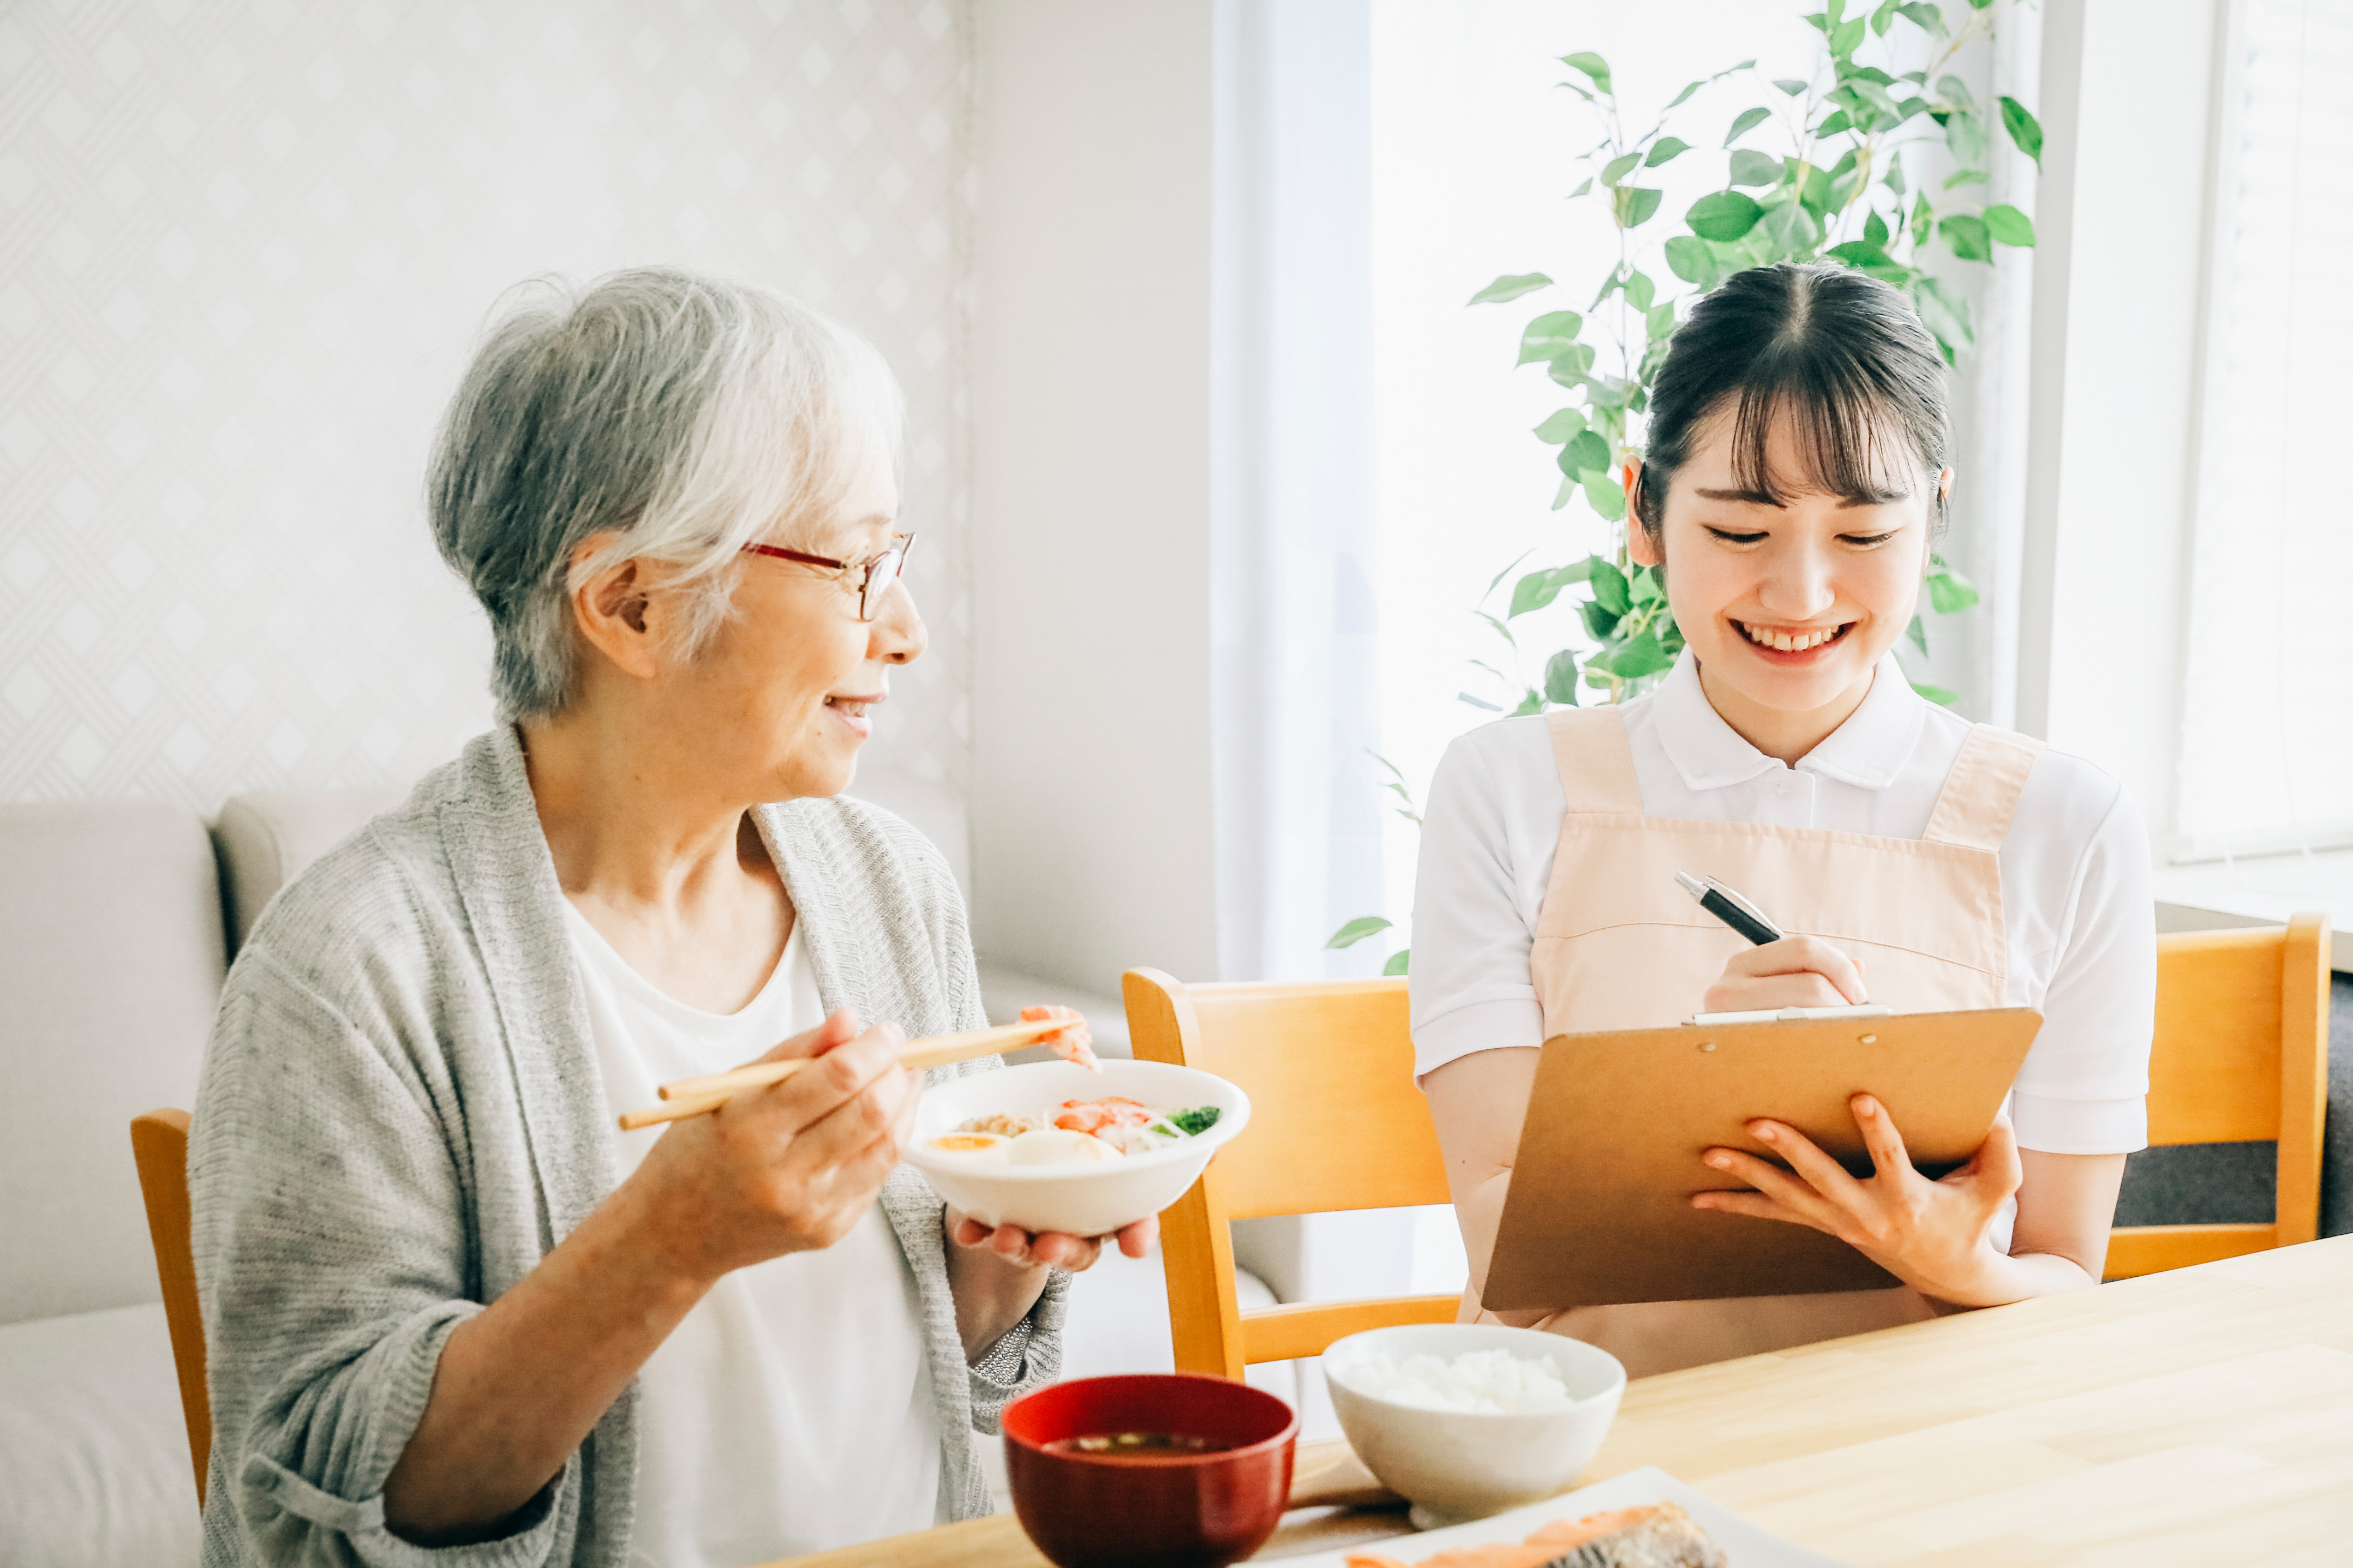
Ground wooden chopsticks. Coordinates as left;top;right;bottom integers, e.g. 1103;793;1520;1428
615;1017;1085;1131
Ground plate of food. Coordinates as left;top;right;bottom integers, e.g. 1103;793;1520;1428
905;1058;1250;1237
1312;1465;1851;1568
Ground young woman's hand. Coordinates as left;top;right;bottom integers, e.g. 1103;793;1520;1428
631;1008;920;1284
1701;935;1869;1012
1691;1093;2023;1306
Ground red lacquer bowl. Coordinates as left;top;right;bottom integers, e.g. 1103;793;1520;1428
1003;1374;1299;1568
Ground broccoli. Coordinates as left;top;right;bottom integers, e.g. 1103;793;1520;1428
1161;1105;1221;1138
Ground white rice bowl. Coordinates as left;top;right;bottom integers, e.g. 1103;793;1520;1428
906;1058;1249;1237
1323;1324;1627;1521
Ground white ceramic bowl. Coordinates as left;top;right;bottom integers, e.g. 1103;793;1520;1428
905;1059;1250;1237
1322;1324;1626;1523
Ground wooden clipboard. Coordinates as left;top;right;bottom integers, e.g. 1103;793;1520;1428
1480;1007;2043;1311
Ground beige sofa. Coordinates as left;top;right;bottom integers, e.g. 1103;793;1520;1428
0;768;1297;1565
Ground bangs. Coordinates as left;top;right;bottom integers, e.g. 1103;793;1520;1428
1721;373;1925;508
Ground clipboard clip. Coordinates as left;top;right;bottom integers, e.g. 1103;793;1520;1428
1685;1004;1897;1025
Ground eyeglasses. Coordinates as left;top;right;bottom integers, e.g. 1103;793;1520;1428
739;532;916;622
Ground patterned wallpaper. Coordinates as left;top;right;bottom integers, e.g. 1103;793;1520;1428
0;0;974;810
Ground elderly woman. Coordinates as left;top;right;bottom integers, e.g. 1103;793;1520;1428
189;267;1147;1567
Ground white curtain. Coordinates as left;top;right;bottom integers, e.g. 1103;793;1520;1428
2173;0;2353;859
1210;0;1387;984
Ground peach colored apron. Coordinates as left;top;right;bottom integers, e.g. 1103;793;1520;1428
1493;703;2042;1378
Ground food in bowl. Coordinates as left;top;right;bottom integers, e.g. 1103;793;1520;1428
1004;1373;1297;1568
1342;1501;1726;1568
924;1097;1225;1166
1338;1347;1576;1413
1322;1324;1626;1523
906;1059;1250;1237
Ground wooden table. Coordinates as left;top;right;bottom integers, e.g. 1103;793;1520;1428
768;1237;2353;1567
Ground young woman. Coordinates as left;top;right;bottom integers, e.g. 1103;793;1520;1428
1410;261;2153;1379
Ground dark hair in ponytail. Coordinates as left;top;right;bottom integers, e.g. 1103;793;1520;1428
1630;261;1950;542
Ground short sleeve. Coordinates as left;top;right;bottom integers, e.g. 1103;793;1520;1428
2008;776;2156;1155
1408;724;1556;1079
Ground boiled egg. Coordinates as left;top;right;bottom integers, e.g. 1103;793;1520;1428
926;1132;1011;1163
1006;1128;1124;1166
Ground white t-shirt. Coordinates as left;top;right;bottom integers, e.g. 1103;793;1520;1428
1409;652;2155;1156
565;906;942;1567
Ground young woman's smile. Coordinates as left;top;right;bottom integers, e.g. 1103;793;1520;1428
1628;407;1939;762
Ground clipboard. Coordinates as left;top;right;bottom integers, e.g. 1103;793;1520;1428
1480;1007;2043;1311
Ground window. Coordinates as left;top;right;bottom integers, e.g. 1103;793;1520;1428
2172;0;2353;860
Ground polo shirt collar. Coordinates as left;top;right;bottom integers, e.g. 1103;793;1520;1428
1653;648;1928;792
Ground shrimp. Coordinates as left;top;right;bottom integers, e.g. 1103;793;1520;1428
1052;1096;1149;1134
1021;1004;1101;1071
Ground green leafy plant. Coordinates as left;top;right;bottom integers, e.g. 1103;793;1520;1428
1332;0;2036;972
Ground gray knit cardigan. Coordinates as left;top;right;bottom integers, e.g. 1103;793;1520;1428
188;728;1067;1567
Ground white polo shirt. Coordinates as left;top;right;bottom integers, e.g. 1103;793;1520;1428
1409;652;2154;1155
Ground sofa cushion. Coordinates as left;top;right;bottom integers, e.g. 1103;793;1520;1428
0;1302;200;1568
0;801;224;1323
212;786;408;956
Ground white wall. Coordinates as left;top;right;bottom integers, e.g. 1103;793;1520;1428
968;1;1220;990
0;1;976;808
2017;0;2225;829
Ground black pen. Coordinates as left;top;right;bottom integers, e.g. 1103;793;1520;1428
1673;871;1784;946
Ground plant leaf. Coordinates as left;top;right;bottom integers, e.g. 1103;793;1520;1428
1723;105;1771;145
1663;233;1718;284
1729;148;1782;187
1774;76;1810;97
1872;0;1900;34
1326;915;1392;950
1579;599;1622;642
1510;562;1595;617
1999;95;2044;167
1561;429;1610;477
1942;168;1989;189
1912;273;1975;350
1458;691;1505;712
1983;202;2035;247
1864;208;1890;247
1533;407;1589;444
1816;109;1853;137
1646;302;1679;340
1590;560;1632;615
1906;614;1929;654
1543;648;1581;706
1546;343;1598;386
1602;151;1642;187
1382;949;1410;977
1758;199;1823;260
1584;469;1626;520
1897;2;1944;33
1517;310;1586;365
1937;74;1974;108
1561;51;1613;93
1927;566;1981;613
1939;212;1991;262
1645;136;1692;167
1482;549;1533;601
1469;272;1552;305
1570;177;1594;197
1553;473;1581;511
1614;185;1664;228
1623;269;1656;311
1686;190;1765;241
1631;565;1665;605
1911;681;1961;706
1944;106;1986;163
1612;629;1674;678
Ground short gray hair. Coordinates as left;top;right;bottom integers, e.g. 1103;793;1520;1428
428;266;903;721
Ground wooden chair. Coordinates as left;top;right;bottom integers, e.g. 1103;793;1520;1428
1123;970;1460;1379
2105;913;2332;1279
129;1108;209;1506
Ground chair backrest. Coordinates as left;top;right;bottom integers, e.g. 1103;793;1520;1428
1123;969;1459;1379
2105;912;2331;1279
130;1108;209;1507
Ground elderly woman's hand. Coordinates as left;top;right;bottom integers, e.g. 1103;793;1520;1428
634;1008;919;1283
946;1210;1159;1270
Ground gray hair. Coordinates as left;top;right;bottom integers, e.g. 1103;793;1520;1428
428;266;903;721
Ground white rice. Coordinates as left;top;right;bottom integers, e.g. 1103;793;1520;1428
1334;1347;1574;1413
